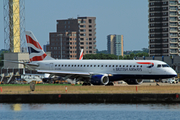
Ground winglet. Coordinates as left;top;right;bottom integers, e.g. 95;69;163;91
79;49;83;60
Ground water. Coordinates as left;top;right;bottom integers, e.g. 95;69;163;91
0;103;180;120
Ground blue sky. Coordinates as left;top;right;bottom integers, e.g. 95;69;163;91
0;0;148;51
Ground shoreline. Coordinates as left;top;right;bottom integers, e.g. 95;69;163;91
0;83;180;103
0;93;179;103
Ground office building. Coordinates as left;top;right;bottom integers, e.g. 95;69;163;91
46;17;96;59
107;34;123;56
149;0;180;56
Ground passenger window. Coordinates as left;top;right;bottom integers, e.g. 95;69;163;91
68;65;70;67
78;65;79;67
84;65;86;67
105;65;107;67
119;65;121;67
62;65;64;67
140;65;142;67
87;65;89;67
123;65;125;67
98;65;100;67
112;65;114;67
109;65;111;67
55;65;57;67
81;65;82;67
74;65;76;67
58;65;60;67
116;65;118;67
65;65;67;67
157;64;161;67
137;65;139;67
90;65;92;67
101;65;103;67
133;65;135;67
94;65;96;67
130;65;132;67
126;65;128;67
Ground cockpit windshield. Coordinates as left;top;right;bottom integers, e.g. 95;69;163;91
162;64;170;67
157;64;170;68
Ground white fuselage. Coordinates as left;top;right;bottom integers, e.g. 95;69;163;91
31;59;177;81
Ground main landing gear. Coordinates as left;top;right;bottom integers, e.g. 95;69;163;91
105;82;114;86
82;82;91;86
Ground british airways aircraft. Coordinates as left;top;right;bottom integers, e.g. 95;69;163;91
24;31;177;85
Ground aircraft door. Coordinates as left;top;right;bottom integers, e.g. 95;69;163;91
50;63;53;70
149;68;152;73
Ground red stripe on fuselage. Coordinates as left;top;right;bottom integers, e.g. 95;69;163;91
137;62;154;65
26;35;42;50
30;53;47;61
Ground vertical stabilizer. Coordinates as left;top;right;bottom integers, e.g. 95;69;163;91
25;31;54;62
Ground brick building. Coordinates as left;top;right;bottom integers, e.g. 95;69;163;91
46;17;96;59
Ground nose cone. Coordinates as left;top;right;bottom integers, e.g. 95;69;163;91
171;69;177;77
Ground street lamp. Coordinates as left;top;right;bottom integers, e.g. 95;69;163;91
57;34;63;59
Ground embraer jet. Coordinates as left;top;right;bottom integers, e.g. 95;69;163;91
23;31;177;85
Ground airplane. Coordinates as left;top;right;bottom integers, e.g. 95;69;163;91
42;49;83;83
19;31;178;85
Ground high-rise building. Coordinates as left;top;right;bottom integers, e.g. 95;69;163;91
46;17;96;59
107;34;123;56
149;0;180;57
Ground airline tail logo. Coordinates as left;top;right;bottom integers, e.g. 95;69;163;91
25;31;47;62
137;62;154;68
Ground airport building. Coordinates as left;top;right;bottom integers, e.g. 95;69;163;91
107;34;124;56
46;17;96;59
148;0;180;57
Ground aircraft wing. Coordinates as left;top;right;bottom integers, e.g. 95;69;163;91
37;70;90;76
37;70;92;82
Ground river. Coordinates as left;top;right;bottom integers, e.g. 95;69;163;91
0;103;179;120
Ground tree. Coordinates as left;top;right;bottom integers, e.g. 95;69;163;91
83;52;149;60
84;53;118;60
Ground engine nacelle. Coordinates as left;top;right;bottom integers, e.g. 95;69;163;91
91;74;109;85
124;79;143;85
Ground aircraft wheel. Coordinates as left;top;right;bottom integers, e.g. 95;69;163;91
106;82;114;86
82;83;87;86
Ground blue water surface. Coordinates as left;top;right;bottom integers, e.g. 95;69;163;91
0;103;180;120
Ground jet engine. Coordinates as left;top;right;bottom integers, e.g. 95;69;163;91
124;79;143;85
91;74;109;85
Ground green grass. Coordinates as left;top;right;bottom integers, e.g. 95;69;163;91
0;84;82;87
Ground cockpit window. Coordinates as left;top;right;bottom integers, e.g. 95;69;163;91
157;64;161;67
162;64;169;67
